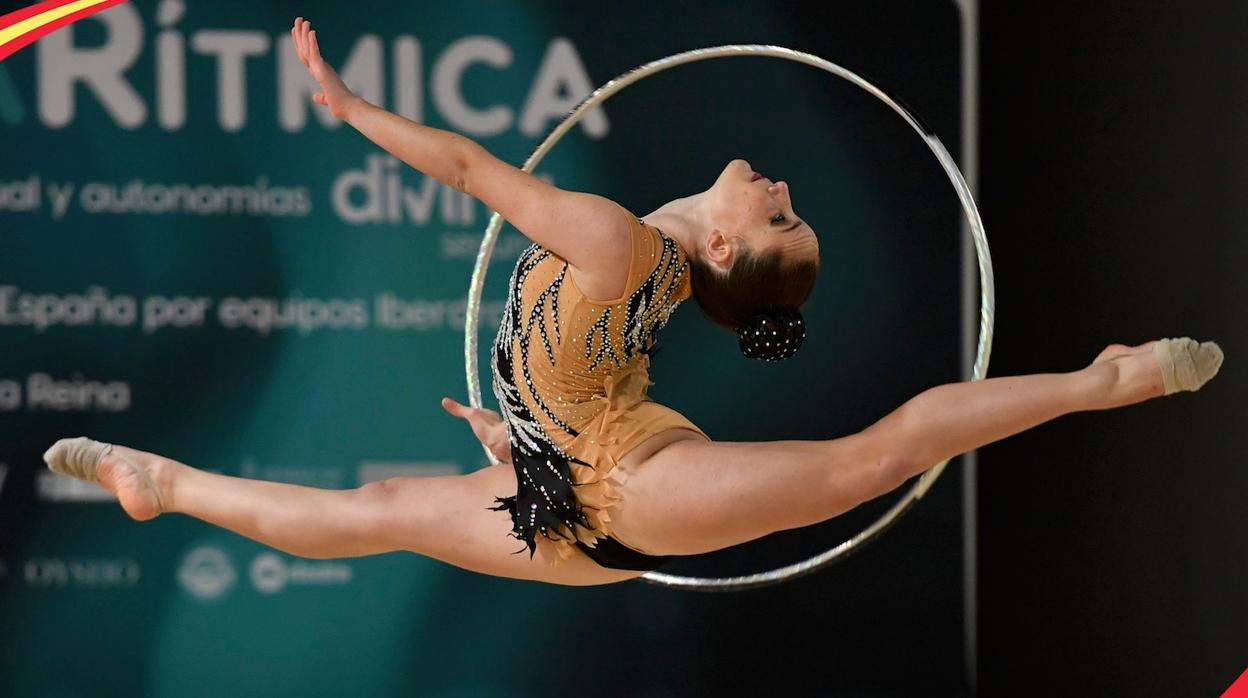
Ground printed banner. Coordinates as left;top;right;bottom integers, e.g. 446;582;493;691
0;1;968;695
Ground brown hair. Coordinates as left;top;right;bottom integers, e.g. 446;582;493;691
687;244;819;331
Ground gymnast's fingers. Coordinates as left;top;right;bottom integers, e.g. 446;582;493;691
299;19;311;62
299;18;310;59
442;397;489;422
309;27;323;64
443;397;502;448
441;396;468;418
291;20;303;65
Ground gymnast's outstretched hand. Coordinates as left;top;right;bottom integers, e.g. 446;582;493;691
291;16;359;121
442;397;513;465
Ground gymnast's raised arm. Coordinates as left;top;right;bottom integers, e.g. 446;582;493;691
290;17;632;296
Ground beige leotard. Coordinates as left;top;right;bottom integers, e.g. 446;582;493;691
489;204;709;566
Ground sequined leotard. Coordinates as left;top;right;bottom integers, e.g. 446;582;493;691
489;204;709;570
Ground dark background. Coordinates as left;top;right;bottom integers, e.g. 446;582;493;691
978;3;1246;696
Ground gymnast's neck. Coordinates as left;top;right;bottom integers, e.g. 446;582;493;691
643;192;709;263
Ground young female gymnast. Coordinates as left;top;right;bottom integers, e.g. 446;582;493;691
43;18;1224;586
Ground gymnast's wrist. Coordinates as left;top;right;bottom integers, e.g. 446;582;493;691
342;95;371;125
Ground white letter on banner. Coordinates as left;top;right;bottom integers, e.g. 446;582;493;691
520;38;607;138
155;0;187;130
191;30;269;132
432;37;512;137
392;36;421;123
37;4;146;129
331;154;384;224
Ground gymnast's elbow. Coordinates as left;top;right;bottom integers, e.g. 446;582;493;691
453;139;493;194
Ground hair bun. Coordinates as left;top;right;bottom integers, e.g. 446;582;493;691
736;309;806;362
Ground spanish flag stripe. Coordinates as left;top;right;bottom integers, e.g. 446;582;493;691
0;0;84;30
0;0;129;63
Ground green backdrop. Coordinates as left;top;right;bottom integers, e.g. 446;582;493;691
0;1;970;695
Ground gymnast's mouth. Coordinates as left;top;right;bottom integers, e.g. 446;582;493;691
750;171;763;182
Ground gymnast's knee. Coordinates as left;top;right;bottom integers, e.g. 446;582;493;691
352;474;477;541
354;476;401;504
349;478;415;540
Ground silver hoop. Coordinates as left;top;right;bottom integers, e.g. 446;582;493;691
464;45;995;591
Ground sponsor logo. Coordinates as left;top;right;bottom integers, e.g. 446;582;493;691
358;461;459;485
176;545;236;601
249;552;288;594
36;469;115;502
177;545;352;599
239;457;346;489
23;557;141;589
248;552;353;594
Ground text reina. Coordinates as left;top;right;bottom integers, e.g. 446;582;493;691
33;0;610;137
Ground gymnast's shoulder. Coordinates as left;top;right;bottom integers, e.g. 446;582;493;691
458;145;634;299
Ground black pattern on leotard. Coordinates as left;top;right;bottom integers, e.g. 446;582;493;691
488;223;689;559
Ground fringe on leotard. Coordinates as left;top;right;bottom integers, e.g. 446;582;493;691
488;448;596;558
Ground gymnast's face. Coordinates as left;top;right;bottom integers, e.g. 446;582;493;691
702;159;820;269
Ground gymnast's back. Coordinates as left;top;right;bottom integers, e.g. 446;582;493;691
488;206;709;567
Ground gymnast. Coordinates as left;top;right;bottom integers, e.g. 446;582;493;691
43;18;1224;587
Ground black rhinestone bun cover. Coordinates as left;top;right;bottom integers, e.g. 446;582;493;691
736;309;806;362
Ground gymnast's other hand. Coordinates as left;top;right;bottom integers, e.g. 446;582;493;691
291;16;359;121
442;397;513;465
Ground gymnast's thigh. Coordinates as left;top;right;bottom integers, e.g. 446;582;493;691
607;431;889;556
368;462;642;586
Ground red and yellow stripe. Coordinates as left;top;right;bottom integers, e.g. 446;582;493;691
0;0;129;62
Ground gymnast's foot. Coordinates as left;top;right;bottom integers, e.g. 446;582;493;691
43;437;172;521
1091;337;1223;408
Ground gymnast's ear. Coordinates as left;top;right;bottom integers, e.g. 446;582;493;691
704;229;734;268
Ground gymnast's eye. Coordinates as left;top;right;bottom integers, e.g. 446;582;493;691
770;212;786;224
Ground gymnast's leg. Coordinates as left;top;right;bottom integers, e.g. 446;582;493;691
42;442;641;586
608;340;1220;556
